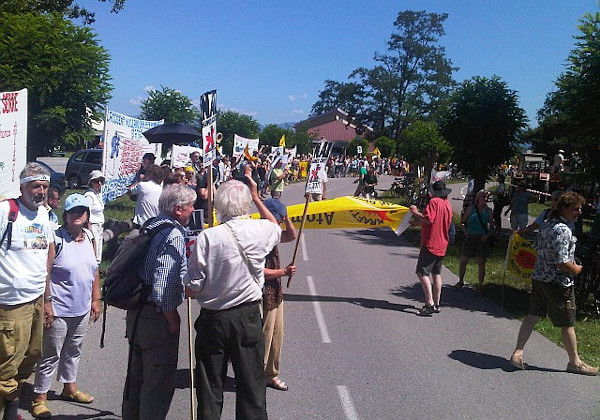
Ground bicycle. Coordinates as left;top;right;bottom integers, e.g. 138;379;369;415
574;236;600;317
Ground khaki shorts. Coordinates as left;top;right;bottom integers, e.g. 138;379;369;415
416;247;444;276
529;280;576;327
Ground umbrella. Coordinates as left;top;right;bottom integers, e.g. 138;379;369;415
142;122;202;144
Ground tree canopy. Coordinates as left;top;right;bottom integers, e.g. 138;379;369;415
311;10;456;144
139;86;199;124
399;121;451;182
0;0;125;24
442;76;527;192
216;110;260;156
0;12;112;159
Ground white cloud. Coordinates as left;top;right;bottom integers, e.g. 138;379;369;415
299;93;307;100
289;93;307;102
288;95;296;102
290;109;305;116
129;96;144;106
144;85;155;92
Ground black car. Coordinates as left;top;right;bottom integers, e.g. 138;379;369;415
65;149;103;189
35;160;67;192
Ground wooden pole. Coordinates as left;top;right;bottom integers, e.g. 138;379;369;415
287;194;310;288
207;165;214;228
187;297;196;420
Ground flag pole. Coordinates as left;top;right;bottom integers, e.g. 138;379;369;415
287;194;310;288
501;232;514;311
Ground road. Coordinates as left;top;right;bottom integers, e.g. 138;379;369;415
16;173;599;419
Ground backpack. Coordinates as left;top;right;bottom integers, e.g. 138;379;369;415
100;218;176;347
54;227;94;258
0;199;19;250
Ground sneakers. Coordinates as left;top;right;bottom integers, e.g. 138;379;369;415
433;305;441;313
567;361;598;376
417;305;435;317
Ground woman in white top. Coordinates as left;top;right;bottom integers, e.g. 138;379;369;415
84;170;105;262
31;194;101;418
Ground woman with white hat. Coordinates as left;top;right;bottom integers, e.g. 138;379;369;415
83;170;105;262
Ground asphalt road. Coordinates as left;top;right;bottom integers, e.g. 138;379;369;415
16;172;600;419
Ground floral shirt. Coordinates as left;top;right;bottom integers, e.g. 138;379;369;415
532;217;576;287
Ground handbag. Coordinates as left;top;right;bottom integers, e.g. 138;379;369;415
474;205;496;248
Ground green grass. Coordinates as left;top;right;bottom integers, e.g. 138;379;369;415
380;190;600;365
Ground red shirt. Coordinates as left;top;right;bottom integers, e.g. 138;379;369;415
420;197;452;257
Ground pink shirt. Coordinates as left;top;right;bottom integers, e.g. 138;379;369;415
421;197;452;257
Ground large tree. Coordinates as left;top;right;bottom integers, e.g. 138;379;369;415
139;86;199;124
399;120;451;182
536;9;600;179
217;110;260;156
311;10;455;142
0;0;125;24
0;12;112;159
442;76;527;192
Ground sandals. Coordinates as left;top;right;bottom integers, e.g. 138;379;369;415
266;377;289;391
61;389;94;404
30;400;51;419
509;353;527;370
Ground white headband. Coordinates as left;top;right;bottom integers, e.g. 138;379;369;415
20;174;51;185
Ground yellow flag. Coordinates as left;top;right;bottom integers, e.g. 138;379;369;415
251;196;411;235
279;134;286;147
373;147;381;157
505;232;537;281
243;143;258;161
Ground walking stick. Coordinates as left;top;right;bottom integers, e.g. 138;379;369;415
187;297;197;420
287;194;310;288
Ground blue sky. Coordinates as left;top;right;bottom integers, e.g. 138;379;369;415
80;0;598;127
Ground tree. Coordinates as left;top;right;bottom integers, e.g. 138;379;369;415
346;138;369;157
399;121;451;182
216;110;260;156
442;76;528;192
260;124;289;147
536;9;600;179
374;136;396;158
0;0;125;24
139;86;199;124
0;13;112;159
312;10;455;142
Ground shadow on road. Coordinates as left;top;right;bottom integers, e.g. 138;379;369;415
330;229;415;248
448;349;563;373
284;293;416;314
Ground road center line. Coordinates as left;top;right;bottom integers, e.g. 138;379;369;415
306;275;331;343
336;385;359;420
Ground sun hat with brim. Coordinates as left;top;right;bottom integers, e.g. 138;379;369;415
64;193;90;211
88;170;105;186
263;198;287;222
428;180;451;198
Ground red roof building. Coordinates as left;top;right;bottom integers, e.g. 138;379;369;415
294;109;371;144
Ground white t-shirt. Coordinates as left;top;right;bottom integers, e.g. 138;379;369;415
0;200;53;304
185;218;281;310
130;181;162;226
84;189;105;225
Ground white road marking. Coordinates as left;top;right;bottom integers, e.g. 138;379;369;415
337;385;359;420
306;275;331;343
301;234;308;261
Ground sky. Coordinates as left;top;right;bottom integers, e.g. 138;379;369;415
79;0;599;127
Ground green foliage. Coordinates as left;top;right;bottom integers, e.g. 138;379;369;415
139;86;199;125
443;76;527;192
346;138;369;156
0;0;126;24
0;12;112;159
400;121;451;180
260;124;289;147
217;110;260;156
536;9;600;180
311;10;455;140
373;136;396;158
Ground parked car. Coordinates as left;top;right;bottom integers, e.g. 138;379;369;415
65;149;102;189
34;160;67;193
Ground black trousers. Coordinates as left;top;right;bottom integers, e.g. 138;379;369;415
194;301;267;420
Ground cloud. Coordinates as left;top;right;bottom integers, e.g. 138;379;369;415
288;95;296;102
129;96;144;106
288;93;308;102
290;109;305;116
144;85;155;92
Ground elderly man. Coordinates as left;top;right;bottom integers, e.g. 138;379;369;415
510;192;597;375
128;164;163;228
0;163;55;419
185;167;291;419
122;184;197;420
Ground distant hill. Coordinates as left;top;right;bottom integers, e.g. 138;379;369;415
258;122;298;131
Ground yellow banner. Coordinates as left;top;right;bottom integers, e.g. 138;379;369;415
299;161;308;178
505;232;537;280
251;196;411;235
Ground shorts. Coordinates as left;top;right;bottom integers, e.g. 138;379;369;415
415;247;444;276
461;234;489;259
528;279;576;327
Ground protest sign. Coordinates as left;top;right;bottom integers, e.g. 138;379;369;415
505;232;537;280
0;89;27;200
201;90;217;168
172;144;202;168
233;134;259;158
102;109;162;202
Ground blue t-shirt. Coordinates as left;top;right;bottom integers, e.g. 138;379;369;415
466;206;491;235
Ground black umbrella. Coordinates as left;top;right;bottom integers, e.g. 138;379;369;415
142;122;202;144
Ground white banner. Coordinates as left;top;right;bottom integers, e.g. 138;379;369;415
0;89;27;200
102;109;162;202
430;169;451;183
305;157;327;194
172;144;202;168
233;134;259;158
285;146;297;158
